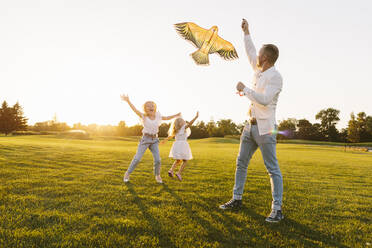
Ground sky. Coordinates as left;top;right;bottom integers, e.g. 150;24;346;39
1;0;372;128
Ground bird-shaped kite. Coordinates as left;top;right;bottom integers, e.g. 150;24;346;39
174;22;238;65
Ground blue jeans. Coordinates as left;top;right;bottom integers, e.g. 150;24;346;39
233;124;283;210
126;136;161;176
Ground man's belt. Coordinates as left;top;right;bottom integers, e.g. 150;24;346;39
143;133;158;138
250;118;257;125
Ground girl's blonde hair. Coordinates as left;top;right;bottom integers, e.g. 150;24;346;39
168;117;184;137
142;101;157;116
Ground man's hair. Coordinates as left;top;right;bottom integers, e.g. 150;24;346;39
262;44;279;64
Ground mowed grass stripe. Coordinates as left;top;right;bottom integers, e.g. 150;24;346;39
0;135;371;247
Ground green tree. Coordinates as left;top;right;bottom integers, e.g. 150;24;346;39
0;101;28;135
32;120;69;132
347;112;359;142
189;121;209;139
278;118;297;139
158;123;170;137
73;123;84;130
347;112;372;142
366;116;372;141
296;119;324;140
296;119;313;140
315;108;340;141
12;102;28;131
311;123;324;141
206;120;219;137
116;121;127;136
217;119;239;136
339;128;348;143
50;122;70;132
356;112;372;142
127;124;143;136
97;125;116;136
0;101;13;135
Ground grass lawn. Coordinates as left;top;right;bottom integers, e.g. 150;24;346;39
0;135;371;247
277;139;372;148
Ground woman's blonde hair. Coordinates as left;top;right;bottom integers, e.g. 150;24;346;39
142;101;157;116
168;117;184;137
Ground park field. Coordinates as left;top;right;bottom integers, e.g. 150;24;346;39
0;135;371;248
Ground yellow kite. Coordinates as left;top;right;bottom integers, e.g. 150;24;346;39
174;22;238;65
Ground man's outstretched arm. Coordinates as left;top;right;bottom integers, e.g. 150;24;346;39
242;18;258;72
237;78;283;106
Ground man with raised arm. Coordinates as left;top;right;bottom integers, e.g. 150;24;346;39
219;19;284;222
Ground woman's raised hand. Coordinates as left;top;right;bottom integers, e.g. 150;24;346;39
120;94;129;102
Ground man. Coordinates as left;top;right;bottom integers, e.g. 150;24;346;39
219;19;284;223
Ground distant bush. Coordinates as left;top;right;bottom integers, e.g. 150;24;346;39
58;130;90;139
40;131;59;135
9;130;63;136
11;131;39;136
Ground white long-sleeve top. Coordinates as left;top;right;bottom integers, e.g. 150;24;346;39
242;35;283;135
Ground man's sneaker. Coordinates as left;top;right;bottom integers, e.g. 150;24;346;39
219;199;242;210
265;209;284;223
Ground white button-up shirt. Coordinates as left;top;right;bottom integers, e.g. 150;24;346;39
242;35;283;135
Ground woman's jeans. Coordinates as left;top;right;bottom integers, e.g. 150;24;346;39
233;124;283;210
126;136;161;176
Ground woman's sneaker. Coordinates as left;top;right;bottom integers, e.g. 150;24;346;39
123;173;130;183
155;175;163;184
265;209;284;222
219;199;242;210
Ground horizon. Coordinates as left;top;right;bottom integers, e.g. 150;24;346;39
3;101;363;131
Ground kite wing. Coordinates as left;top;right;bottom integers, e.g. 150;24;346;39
210;35;239;60
174;22;208;49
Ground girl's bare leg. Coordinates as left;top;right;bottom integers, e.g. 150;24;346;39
168;160;181;177
178;160;188;174
175;160;188;181
171;160;181;171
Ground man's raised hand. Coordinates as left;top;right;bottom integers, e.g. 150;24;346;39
241;18;249;35
236;82;246;92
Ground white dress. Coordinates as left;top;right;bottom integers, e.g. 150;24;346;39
169;125;193;160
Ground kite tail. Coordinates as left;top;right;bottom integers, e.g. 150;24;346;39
191;50;209;65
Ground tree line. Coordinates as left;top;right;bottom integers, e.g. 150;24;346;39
1;101;371;142
278;108;372;142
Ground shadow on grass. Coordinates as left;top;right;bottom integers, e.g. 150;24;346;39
162;185;348;247
125;182;348;247
161;184;259;246
125;183;176;248
240;207;348;248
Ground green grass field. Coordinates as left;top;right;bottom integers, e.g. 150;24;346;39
0;135;371;248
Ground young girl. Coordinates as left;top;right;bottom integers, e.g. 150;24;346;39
163;111;199;181
121;94;181;183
